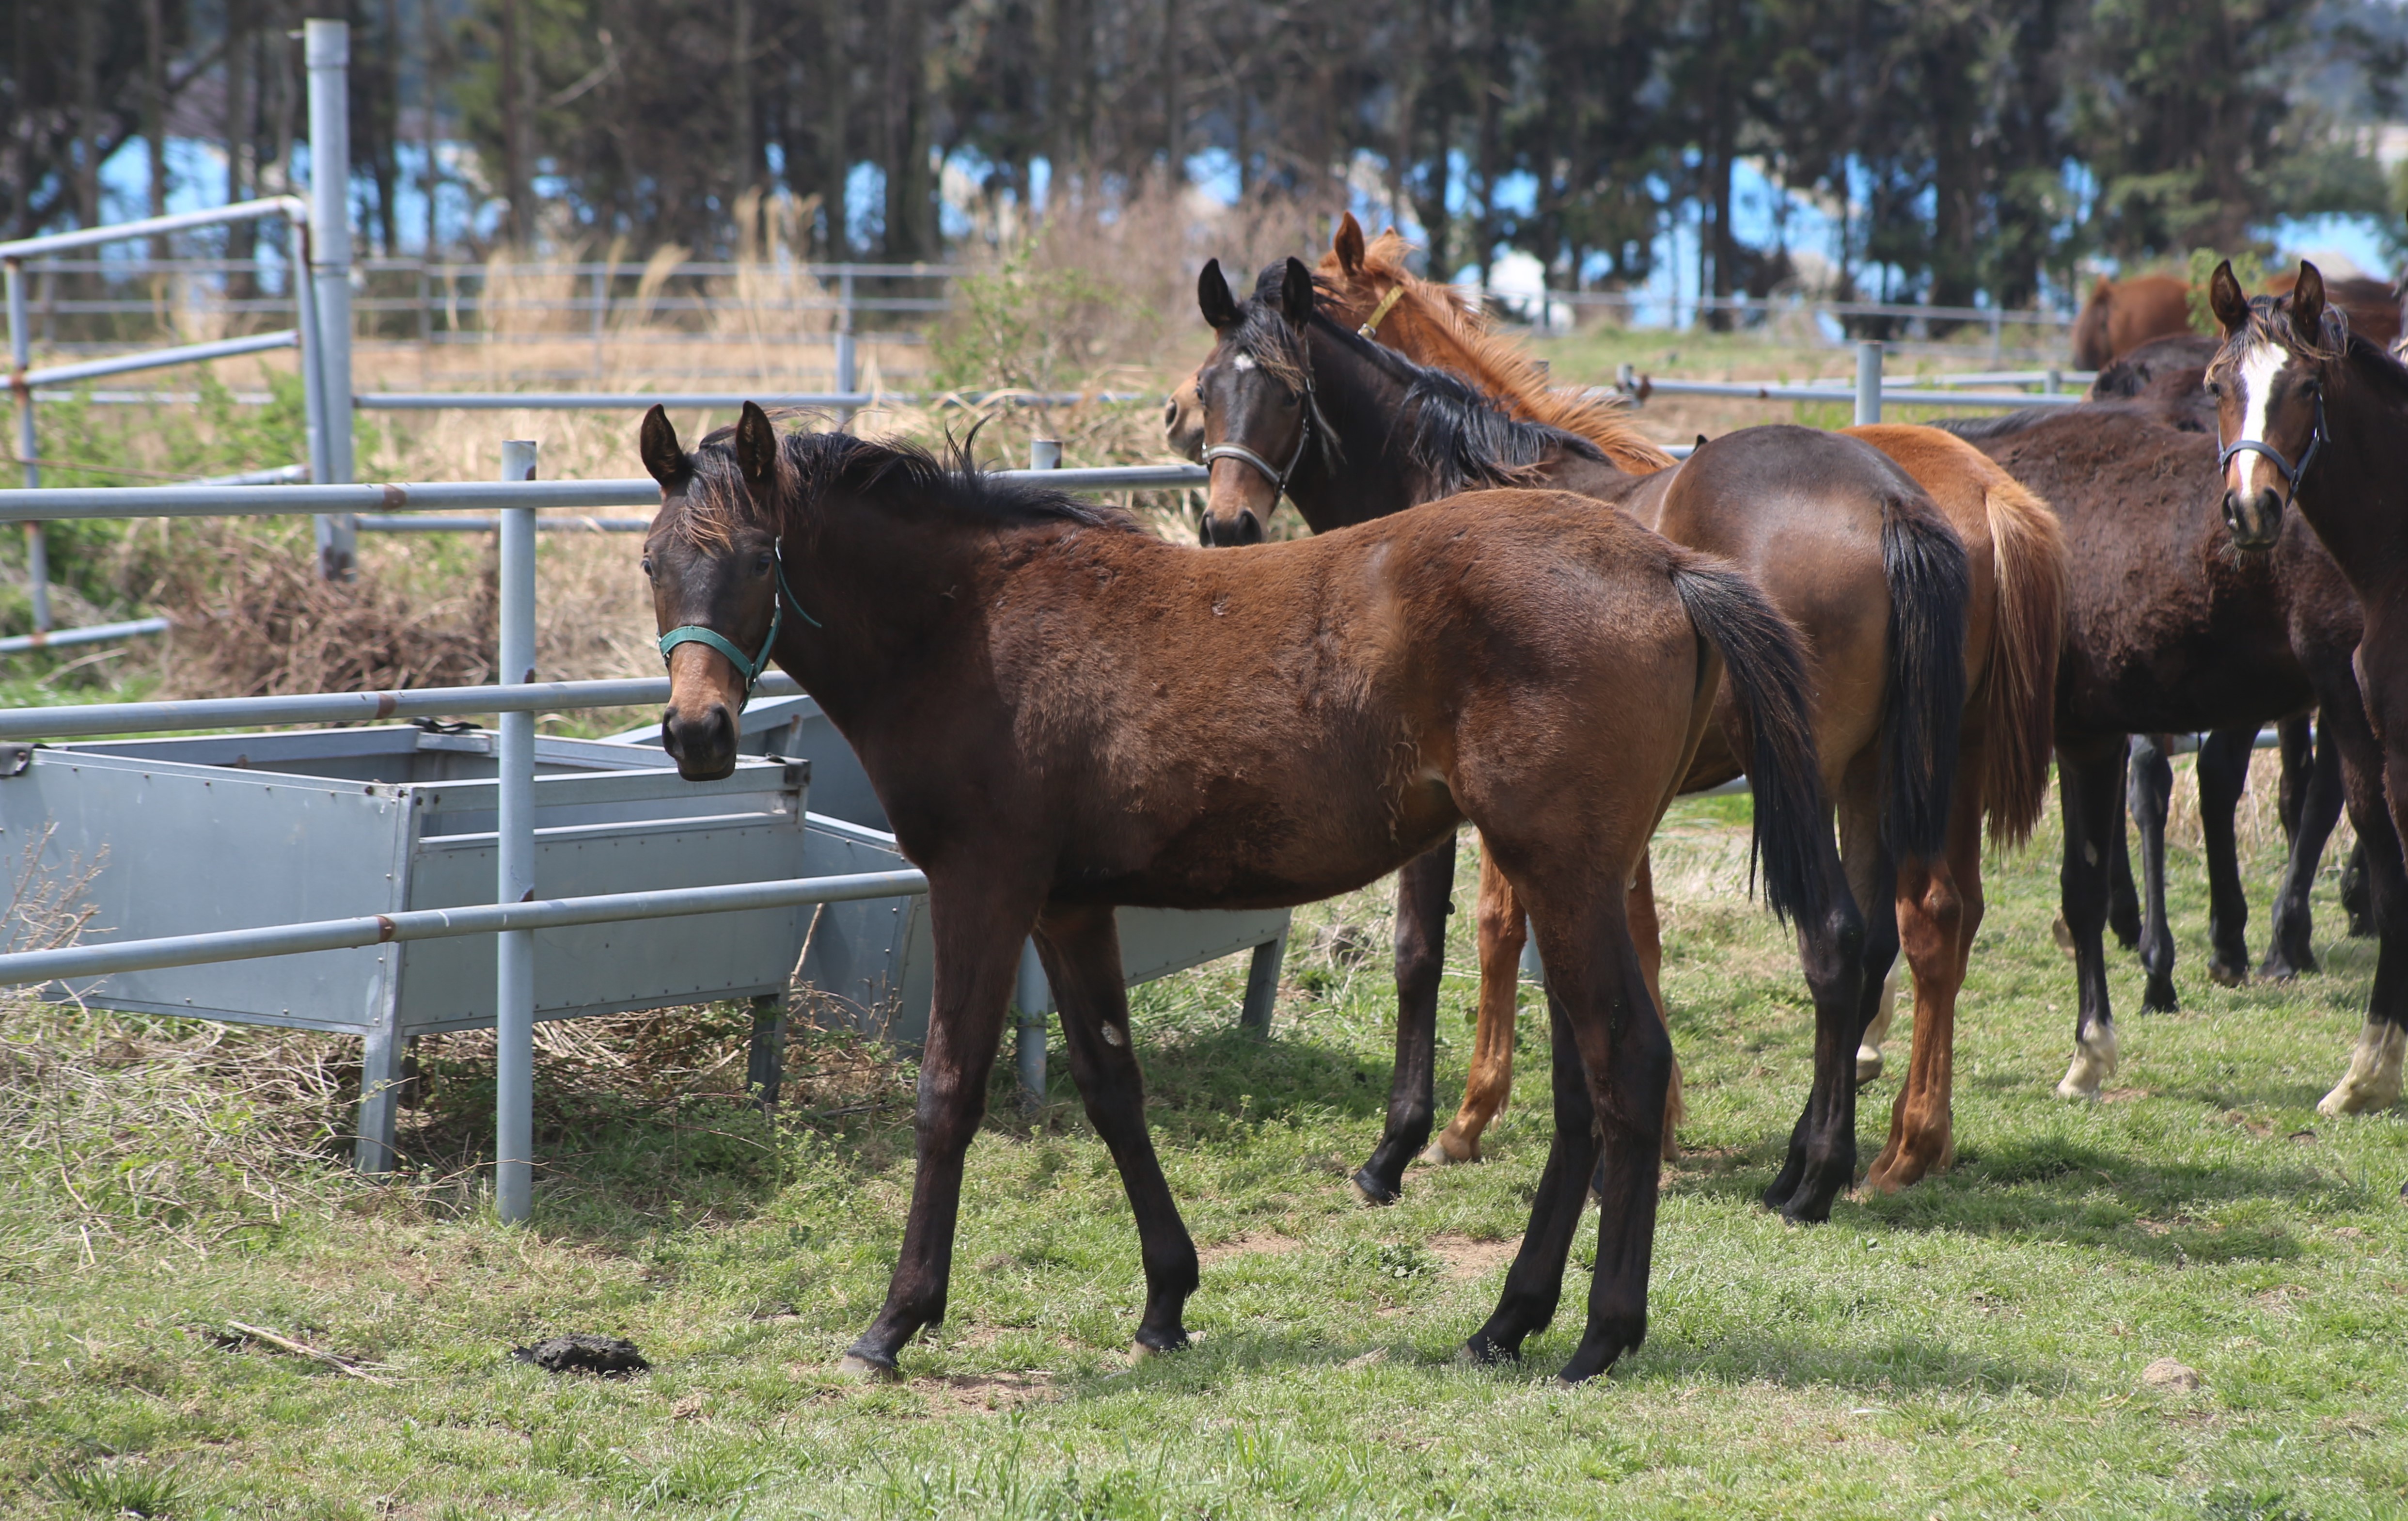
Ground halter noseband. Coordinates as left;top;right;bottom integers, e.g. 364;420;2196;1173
657;540;820;707
2218;386;2328;500
1201;364;1320;504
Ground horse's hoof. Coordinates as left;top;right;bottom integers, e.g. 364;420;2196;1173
2207;962;2247;990
836;1353;902;1383
1458;1335;1519;1368
2319;1023;2407;1115
2057;1029;2118;1100
2140;980;2179;1014
1351;1169;1401;1206
1129;1331;1189;1362
1420;1131;1480;1166
1855;1048;1884;1085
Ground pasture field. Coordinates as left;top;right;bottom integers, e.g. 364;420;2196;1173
4;770;2405;1521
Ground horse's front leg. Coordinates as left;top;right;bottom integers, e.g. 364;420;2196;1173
1035;903;1201;1355
2127;733;2180;1012
1357;840;1454;1202
2196;726;2256;988
841;877;1035;1378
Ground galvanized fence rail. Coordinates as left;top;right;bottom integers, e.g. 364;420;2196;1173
0;450;1209;1222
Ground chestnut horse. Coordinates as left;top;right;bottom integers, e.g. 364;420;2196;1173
2207;259;2408;1111
1291;221;2064;1195
2071;274;2193;370
1188;253;1981;1222
644;402;1833;1383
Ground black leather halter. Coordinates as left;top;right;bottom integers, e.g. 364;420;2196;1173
2219;387;2328;499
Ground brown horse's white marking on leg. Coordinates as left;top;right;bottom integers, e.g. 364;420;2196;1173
1856;973;1898;1083
2320;1022;2407;1115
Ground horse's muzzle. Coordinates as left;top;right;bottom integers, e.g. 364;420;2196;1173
661;702;739;780
1198;509;1263;547
2221;486;2284;552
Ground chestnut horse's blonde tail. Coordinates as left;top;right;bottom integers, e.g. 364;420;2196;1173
1667;554;1832;930
1975;471;2068;847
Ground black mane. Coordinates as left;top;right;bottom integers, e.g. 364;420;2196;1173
682;425;1139;538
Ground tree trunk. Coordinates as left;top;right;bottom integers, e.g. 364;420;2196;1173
732;0;756;208
74;0;103;228
499;0;531;245
824;0;850;253
1161;0;1181;181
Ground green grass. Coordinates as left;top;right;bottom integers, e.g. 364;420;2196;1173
4;782;2405;1519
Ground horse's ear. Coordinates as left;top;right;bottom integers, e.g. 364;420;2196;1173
1198;259;1241;330
734;401;780;490
2289;261;2326;343
1334;212;1366;275
1281;256;1316;326
2207;260;2250;337
639;405;686;488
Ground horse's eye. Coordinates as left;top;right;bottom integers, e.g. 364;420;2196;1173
640;556;655;579
753;553;775;574
2204;381;2221;398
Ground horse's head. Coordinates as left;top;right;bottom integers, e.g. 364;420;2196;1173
1192;255;1326;546
640;401;789;779
2207;259;2343;552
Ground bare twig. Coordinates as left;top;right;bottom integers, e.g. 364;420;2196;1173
223;1322;395;1385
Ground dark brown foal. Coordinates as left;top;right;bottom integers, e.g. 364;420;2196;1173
642;402;1833;1384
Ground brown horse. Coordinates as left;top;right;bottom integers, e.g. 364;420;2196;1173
2207;259;2408;1111
1941;376;2385;1107
1188;251;1984;1222
2071;274;2193;370
643;402;1833;1383
1296;220;2065;1194
2266;268;2403;351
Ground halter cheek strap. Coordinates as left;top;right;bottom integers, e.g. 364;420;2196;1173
656;541;820;708
1356;285;1406;340
2219;389;2328;498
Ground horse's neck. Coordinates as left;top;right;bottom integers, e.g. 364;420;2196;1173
2300;364;2408;604
1287;336;1428;528
770;498;993;729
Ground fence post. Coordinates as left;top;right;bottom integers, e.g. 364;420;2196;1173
305;19;358;580
1014;939;1052;1109
834;267;857;409
5;257;49;633
1854;341;1883;427
495;438;538;1225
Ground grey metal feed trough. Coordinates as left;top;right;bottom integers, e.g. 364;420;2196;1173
0;726;813;1166
606;694;1294;1048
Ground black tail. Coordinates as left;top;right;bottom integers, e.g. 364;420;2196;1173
1670;556;1830;928
1879;497;1971;861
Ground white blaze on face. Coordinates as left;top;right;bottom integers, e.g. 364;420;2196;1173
1230;352;1258;373
2225;342;2291;498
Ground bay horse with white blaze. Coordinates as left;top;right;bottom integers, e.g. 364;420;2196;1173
2208;259;2408;1112
643;401;1834;1383
1187;253;1987;1222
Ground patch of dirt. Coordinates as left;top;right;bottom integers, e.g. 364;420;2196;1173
2221;1109;2275;1138
924;1371;1054;1414
1428;1233;1521;1281
1199;1231;1300;1264
2099;1087;2151;1103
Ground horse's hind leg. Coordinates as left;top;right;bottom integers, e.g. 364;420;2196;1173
1430;843;1521;1164
1762;771;1875;1225
2265;715;2342;980
1033;903;1201;1355
1464;883;1669;1382
2056;739;2127;1099
2128;734;2180;1012
1866;738;1986;1191
844;883;1034;1377
1355;840;1454;1204
2304;678;2408;1114
2198;726;2256;987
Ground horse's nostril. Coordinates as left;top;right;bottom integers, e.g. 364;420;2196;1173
1236;511;1264;546
1198;516;1215;547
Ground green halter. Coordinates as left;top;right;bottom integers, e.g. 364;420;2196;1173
657;541;820;707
